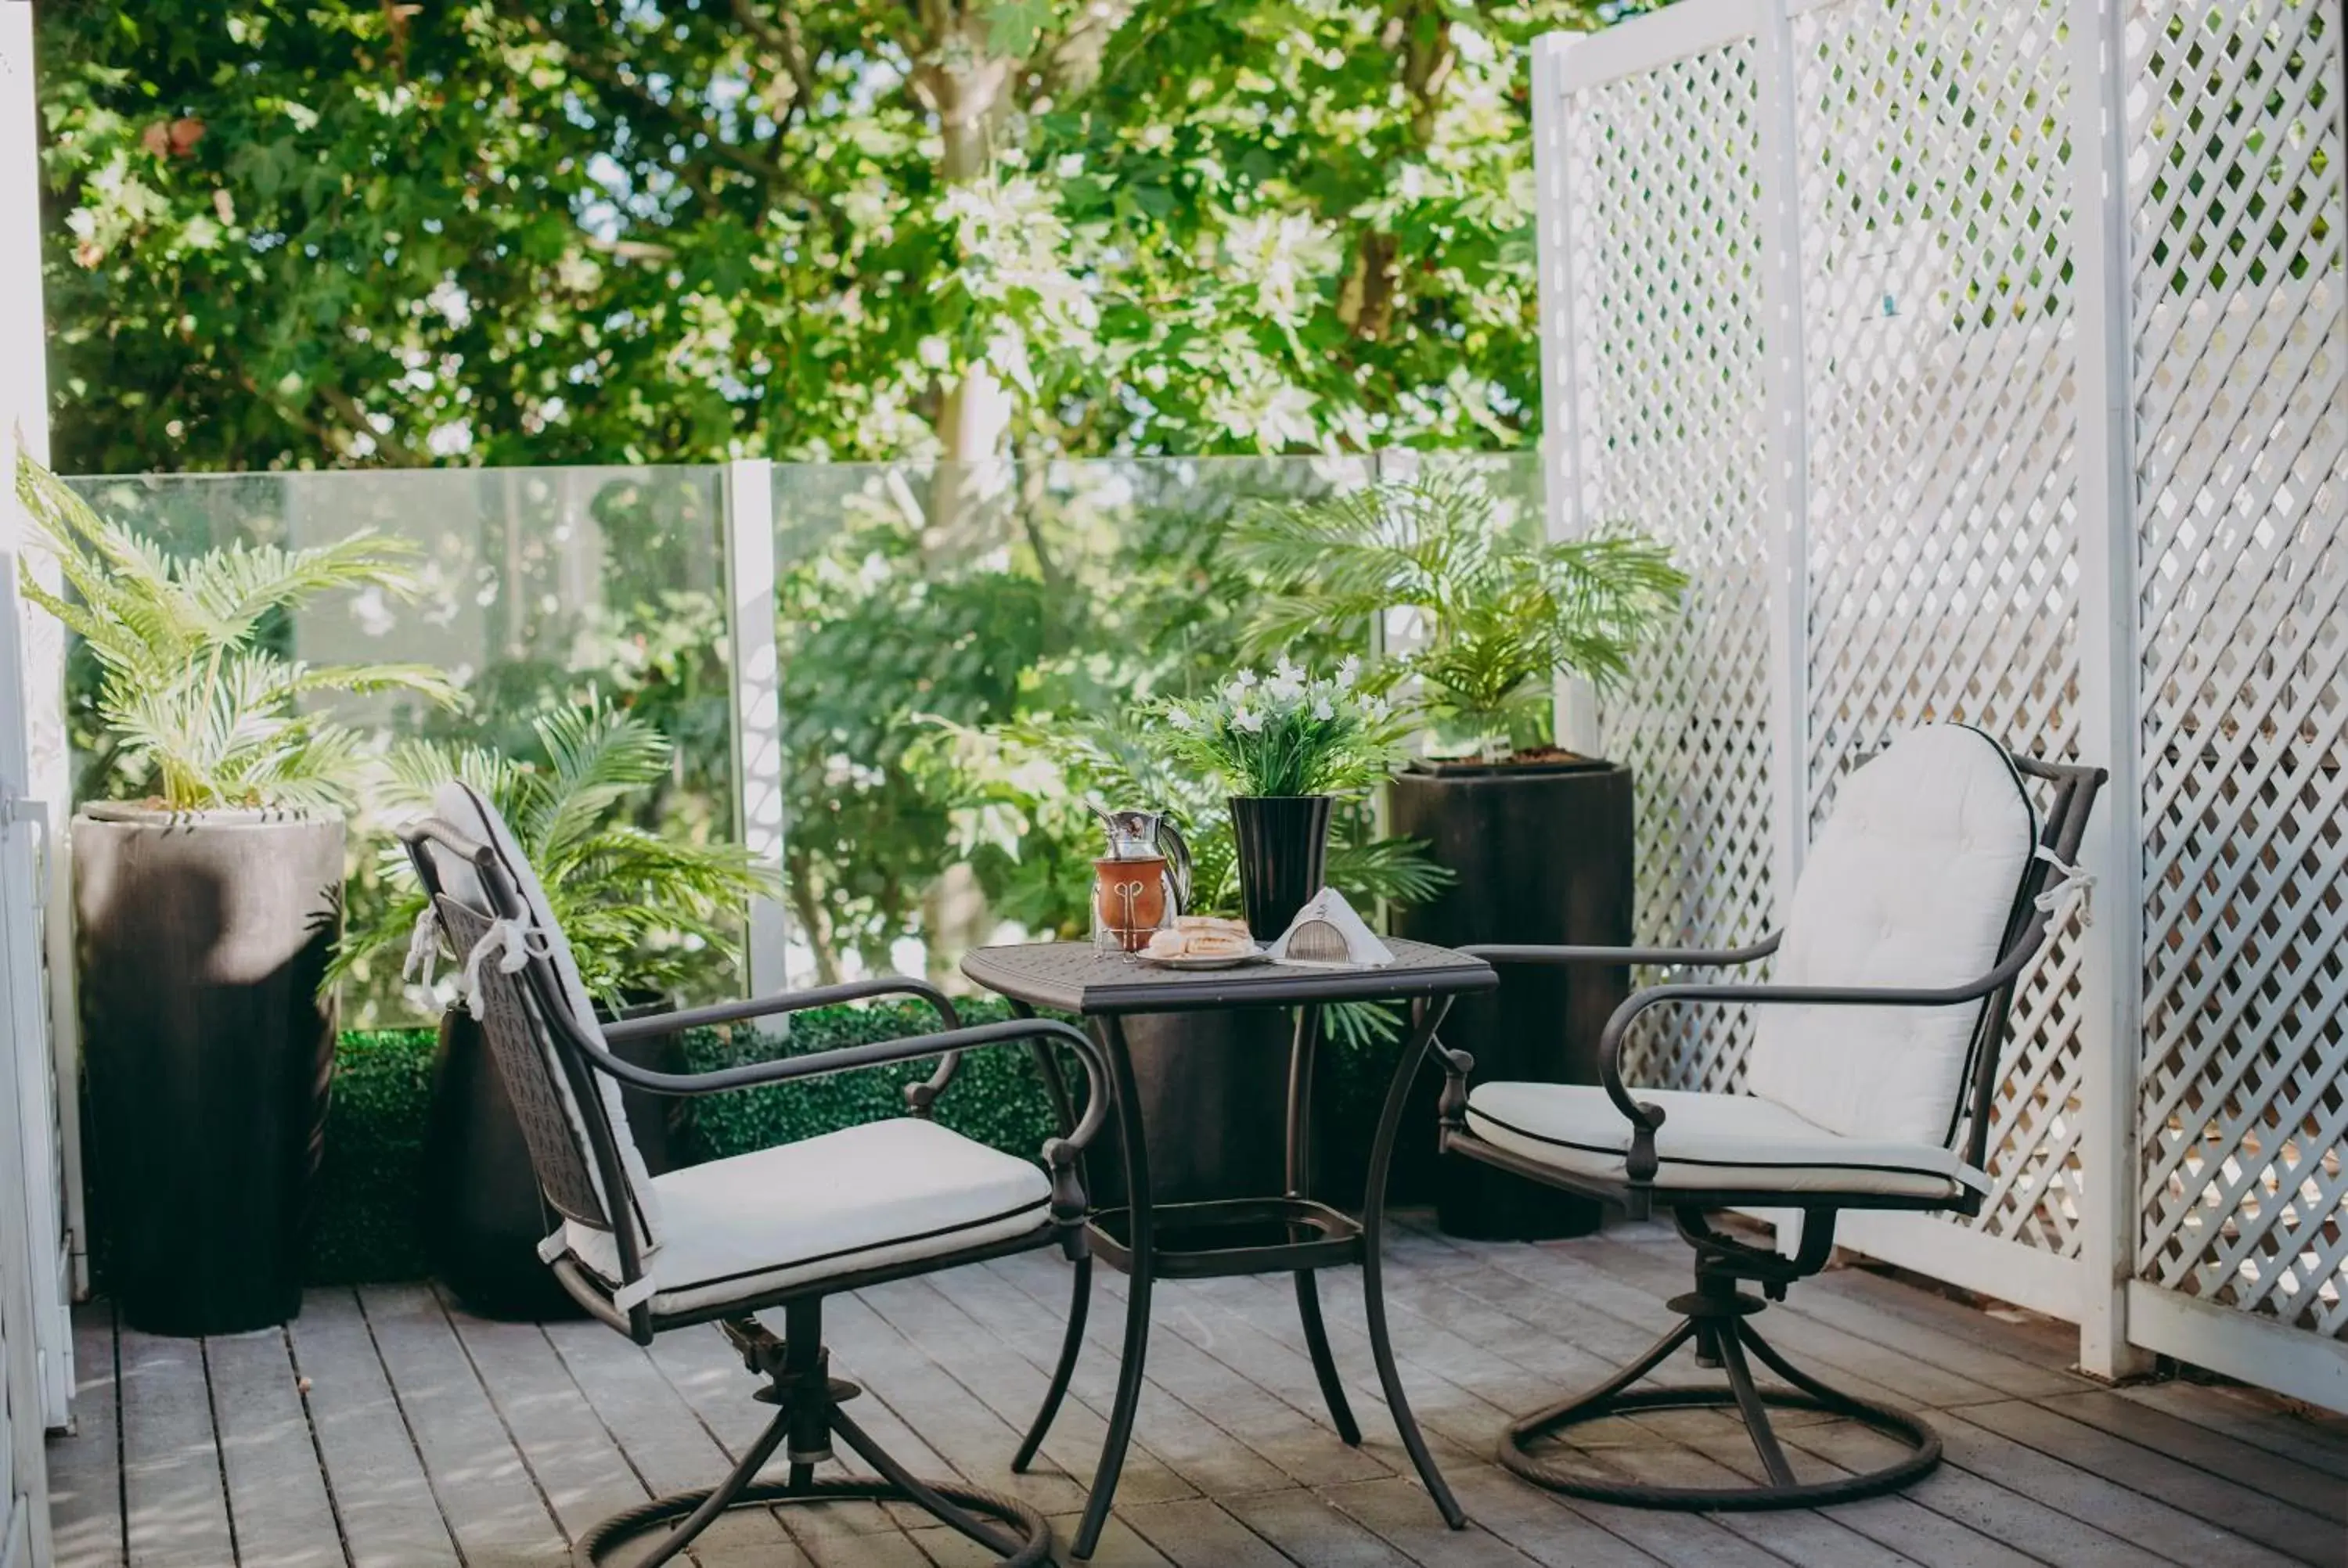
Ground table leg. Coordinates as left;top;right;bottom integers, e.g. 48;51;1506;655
1009;1002;1090;1475
1362;997;1466;1529
1287;1004;1362;1445
1073;1013;1151;1562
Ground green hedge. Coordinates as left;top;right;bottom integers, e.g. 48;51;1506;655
312;1028;441;1284
303;999;1086;1285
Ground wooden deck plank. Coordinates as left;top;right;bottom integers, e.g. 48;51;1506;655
2110;1380;2348;1481
49;1237;2348;1568
859;1274;1193;1506
823;1289;1090;1516
49;1303;123;1568
438;1305;648;1548
114;1326;237;1568
354;1282;568;1566
1957;1397;2339;1563
1172;1266;1866;1568
286;1289;460;1568
1219;1486;1421;1568
1786;1416;2173;1568
985;1253;1391;1491
1118;1496;1299;1567
927;1261;1295;1500
538;1312;810;1568
203;1326;344;1568
2032;1387;2346;1520
1932;1410;2309;1568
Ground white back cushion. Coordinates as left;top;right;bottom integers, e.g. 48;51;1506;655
430;781;664;1243
1742;725;2034;1147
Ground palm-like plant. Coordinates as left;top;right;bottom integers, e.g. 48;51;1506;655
16;454;459;811
335;699;776;1009
1231;472;1687;759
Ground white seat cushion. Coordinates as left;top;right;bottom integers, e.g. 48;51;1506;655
554;1117;1053;1315
1744;724;2035;1147
1464;1081;1989;1200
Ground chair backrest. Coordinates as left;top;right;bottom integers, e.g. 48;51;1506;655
403;782;662;1261
1743;725;2042;1150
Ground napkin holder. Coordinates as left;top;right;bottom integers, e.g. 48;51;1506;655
1267;887;1393;969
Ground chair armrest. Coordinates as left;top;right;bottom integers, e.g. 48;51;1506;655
1591;933;2044;1181
600;976;967;1115
600;976;963;1042
1463;933;1781;969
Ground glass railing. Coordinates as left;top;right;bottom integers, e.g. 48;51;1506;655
60;451;1544;1021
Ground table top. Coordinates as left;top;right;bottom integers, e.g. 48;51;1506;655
959;938;1497;1016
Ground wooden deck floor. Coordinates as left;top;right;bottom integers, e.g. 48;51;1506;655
45;1218;2348;1567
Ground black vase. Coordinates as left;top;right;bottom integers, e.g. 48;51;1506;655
1229;794;1334;940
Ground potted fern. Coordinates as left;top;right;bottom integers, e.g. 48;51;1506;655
336;698;772;1318
16;455;457;1336
1233;472;1685;1239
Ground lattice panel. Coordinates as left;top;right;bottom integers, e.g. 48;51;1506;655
1548;39;1778;1094
2129;0;2348;1337
1792;0;2087;1253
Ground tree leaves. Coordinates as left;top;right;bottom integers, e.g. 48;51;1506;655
38;0;1608;472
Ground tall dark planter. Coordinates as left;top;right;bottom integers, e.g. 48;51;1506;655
422;999;678;1321
1230;793;1334;940
75;805;342;1336
1389;760;1634;1240
1079;1009;1292;1214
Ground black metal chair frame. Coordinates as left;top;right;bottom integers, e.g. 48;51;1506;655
1377;752;2105;1512
401;817;1111;1566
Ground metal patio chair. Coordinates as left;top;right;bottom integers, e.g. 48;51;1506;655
1414;724;2103;1510
400;782;1107;1566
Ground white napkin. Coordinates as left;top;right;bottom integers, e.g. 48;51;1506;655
1267;887;1395;969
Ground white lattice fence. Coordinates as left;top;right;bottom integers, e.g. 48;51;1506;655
1534;22;1778;1093
1535;0;2348;1406
2125;0;2348;1390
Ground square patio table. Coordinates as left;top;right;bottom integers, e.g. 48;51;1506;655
959;939;1497;1559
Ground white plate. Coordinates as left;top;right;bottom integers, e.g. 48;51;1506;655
1136;948;1273;971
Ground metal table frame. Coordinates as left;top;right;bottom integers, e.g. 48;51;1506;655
960;940;1498;1560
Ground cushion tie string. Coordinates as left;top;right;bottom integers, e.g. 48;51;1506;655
458;915;550;1017
401;904;444;988
2033;844;2094;930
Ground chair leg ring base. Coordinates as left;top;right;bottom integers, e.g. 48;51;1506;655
574;1475;1053;1566
1500;1383;1943;1511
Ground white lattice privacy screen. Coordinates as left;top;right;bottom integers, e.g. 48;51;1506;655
1534;0;2348;1408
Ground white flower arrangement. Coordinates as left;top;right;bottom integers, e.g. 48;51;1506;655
1151;656;1413;798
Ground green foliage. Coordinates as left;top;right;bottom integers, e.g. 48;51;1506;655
16;453;456;811
333;698;775;1009
675;1001;1071;1167
38;2;1604;473
308;1028;440;1285
1151;658;1412;799
1234;472;1687;755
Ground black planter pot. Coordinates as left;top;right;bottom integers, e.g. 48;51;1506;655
1080;1009;1292;1213
1388;759;1634;1241
1230;794;1334;940
74;805;343;1336
422;998;679;1321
